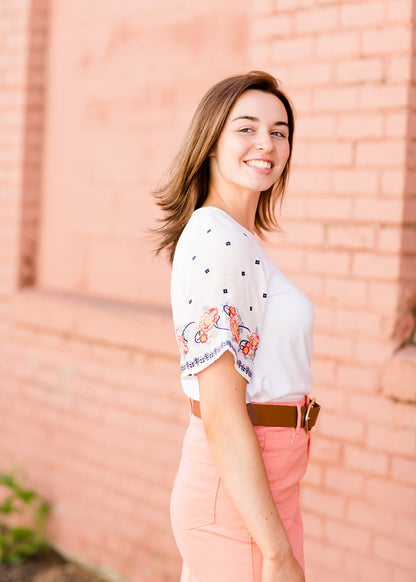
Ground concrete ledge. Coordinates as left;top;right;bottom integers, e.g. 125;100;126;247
381;344;416;403
11;287;177;358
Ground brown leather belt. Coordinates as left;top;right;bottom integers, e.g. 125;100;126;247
190;398;320;433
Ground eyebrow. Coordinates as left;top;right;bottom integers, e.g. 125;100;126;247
231;115;289;127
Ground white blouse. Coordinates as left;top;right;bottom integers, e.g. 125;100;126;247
171;207;315;403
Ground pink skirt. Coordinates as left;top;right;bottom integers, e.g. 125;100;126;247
170;398;310;582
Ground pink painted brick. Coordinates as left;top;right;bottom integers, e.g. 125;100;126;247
318;411;365;443
347;392;395;424
324;466;365;496
312;387;346;416
289;62;332;87
335;57;384;84
346;499;395;534
365;477;416;512
272;37;314;63
287;273;324;299
305;196;352;220
368;280;399;310
251;14;293;39
310;359;337;387
354;337;395;365
391;456;416;486
356;140;406;168
359;84;409;110
310;436;343;464
305;249;350;276
314;303;335;329
301;486;345;519
313;331;354;359
386;0;413;22
281;195;306;218
336;113;383;139
392;567;416;582
340;2;384;29
327;225;375;250
373;535;416;570
315;31;360;59
362;27;412;56
324;519;372;552
352;251;401;280
303;462;324;487
306;141;353;166
252;0;274;14
302;510;324;539
343;552;395;582
312;86;359;112
344;443;389;476
395;514;416;545
289;169;331;193
385;110;409;138
295;6;338;33
324;277;367;307
295;114;336;139
304;544;344;579
386;55;412;83
376;226;402;253
367;424;416;457
283;220;325;245
335;306;382;334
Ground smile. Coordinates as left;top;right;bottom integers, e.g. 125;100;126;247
245;160;273;170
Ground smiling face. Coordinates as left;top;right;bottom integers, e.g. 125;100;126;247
208;89;291;203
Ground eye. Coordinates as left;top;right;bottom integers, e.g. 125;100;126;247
271;130;287;138
238;127;254;133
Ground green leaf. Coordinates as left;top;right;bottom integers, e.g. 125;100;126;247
0;474;16;489
16;489;36;504
0;496;15;514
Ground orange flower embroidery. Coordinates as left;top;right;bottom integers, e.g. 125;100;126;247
199;307;219;332
242;344;250;355
230;316;240;343
249;332;260;351
176;333;189;355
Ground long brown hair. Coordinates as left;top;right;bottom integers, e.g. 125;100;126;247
153;71;295;263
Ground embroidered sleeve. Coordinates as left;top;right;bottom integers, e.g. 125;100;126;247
171;227;268;382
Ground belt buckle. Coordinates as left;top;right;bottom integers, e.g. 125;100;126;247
304;397;316;434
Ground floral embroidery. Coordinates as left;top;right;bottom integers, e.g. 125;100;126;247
176;303;260;376
176;332;189;355
199;307;219;332
229;313;240;343
249;332;260;351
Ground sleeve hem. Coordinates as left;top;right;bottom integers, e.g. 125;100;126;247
180;341;252;383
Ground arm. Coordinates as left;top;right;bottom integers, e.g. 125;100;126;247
198;351;305;582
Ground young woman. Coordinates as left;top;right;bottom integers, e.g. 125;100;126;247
154;71;320;582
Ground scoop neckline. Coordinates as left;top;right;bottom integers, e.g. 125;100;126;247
194;206;255;237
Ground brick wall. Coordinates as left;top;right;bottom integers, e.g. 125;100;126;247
0;1;415;581
249;1;416;580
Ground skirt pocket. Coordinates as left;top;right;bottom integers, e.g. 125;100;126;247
171;452;220;530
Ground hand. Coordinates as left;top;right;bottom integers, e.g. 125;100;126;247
261;553;305;582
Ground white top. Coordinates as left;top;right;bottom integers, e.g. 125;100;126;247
171;207;315;403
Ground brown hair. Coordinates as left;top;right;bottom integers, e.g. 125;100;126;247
153;70;295;263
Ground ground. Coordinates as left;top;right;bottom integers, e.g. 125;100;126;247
0;547;109;582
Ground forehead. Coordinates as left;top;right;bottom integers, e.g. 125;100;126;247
228;89;288;123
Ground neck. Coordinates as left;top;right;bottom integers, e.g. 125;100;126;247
203;186;260;234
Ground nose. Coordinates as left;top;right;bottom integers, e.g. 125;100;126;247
255;130;273;152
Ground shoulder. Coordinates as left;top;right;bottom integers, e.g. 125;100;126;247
173;207;261;275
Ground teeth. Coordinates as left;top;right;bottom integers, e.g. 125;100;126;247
246;160;272;170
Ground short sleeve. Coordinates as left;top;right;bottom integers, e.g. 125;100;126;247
171;223;268;382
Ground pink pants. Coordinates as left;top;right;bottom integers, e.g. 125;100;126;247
170;398;310;582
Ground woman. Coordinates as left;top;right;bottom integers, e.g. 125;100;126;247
154;71;320;582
